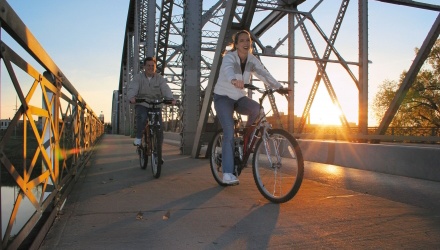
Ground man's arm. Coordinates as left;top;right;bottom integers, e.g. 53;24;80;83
127;74;140;104
159;75;174;100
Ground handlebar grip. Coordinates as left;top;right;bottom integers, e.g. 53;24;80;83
163;99;173;105
244;84;259;90
276;88;291;95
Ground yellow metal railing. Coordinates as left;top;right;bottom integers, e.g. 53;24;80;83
0;0;104;249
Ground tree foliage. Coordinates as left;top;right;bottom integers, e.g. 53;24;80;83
373;39;440;128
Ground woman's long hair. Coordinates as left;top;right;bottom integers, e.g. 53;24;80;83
223;30;253;56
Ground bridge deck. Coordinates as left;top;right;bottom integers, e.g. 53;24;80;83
40;134;440;249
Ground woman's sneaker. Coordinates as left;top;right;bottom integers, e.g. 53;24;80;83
223;173;239;185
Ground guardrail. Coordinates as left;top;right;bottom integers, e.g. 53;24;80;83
0;1;104;249
296;126;440;143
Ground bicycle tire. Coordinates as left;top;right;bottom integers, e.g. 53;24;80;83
252;129;304;203
151;127;162;178
208;130;228;186
139;134;148;169
139;146;148;169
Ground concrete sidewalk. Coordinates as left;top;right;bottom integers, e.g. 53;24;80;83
39;134;440;249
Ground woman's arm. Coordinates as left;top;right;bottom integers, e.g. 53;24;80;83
250;55;282;89
221;52;240;83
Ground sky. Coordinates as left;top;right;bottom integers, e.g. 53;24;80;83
1;0;439;126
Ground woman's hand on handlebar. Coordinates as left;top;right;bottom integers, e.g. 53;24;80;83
231;79;244;89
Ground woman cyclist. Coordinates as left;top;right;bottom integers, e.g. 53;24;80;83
213;30;283;185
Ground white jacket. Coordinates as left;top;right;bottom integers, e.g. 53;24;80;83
213;50;282;100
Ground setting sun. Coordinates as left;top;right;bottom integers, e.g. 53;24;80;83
308;89;346;125
310;102;343;125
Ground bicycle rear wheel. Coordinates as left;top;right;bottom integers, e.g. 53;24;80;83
151;127;162;178
252;129;304;203
208;130;228;186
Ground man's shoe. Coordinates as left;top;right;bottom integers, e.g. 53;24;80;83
133;138;141;146
222;173;239;185
160;158;164;164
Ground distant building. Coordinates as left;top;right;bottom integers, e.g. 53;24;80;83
0;119;11;130
99;112;105;123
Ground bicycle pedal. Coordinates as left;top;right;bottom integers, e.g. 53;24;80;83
226;182;240;186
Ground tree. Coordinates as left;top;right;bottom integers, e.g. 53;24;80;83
373;39;440;128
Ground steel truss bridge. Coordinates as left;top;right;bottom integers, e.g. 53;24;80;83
0;0;439;249
114;0;440;157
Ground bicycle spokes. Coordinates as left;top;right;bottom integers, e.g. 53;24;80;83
252;129;304;203
262;132;283;168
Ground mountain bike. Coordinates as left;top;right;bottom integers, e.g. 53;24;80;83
208;84;304;203
135;98;176;178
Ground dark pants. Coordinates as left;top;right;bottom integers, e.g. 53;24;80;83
135;105;163;145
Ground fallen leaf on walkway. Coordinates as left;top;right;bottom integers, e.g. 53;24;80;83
136;211;143;220
163;210;170;220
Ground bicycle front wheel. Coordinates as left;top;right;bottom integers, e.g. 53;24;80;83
139;134;148;169
252;129;304;203
208;130;228;186
150;127;162;178
139;146;148;169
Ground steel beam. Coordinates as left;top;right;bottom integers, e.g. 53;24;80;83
191;0;259;158
156;0;174;75
180;0;202;154
359;0;369;136
375;0;440;11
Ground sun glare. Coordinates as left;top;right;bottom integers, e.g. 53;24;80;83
310;101;343;125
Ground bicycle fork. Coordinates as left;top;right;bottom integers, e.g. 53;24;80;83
262;129;282;169
261;128;284;196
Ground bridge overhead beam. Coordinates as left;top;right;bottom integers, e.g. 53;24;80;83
375;0;440;11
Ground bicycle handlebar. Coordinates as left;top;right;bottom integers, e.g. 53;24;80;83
243;84;291;96
135;98;180;106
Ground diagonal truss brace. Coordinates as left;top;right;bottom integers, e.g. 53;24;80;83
376;13;440;135
156;0;174;75
297;1;354;132
296;14;350;130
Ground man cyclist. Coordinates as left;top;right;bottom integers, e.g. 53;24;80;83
127;56;176;148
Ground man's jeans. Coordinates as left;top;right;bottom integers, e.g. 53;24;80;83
213;94;259;174
135;105;164;145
